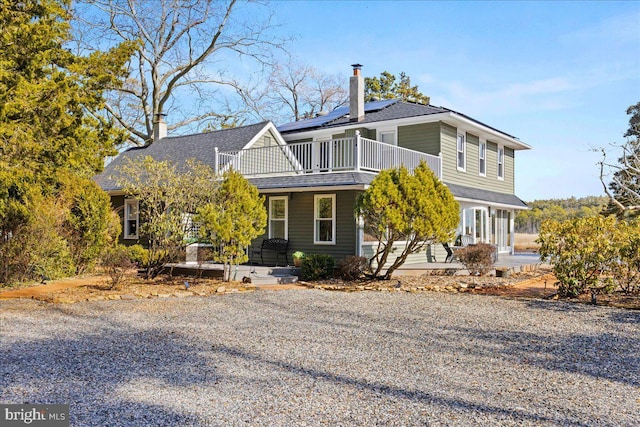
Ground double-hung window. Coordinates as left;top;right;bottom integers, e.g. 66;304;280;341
124;199;139;239
457;133;466;171
479;140;486;176
314;194;335;244
497;146;504;180
269;196;288;239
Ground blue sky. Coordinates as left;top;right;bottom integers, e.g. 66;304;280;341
267;0;640;201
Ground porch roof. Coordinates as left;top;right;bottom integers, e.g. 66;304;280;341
248;172;376;192
445;183;528;209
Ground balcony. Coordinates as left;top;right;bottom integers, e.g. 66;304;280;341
214;133;442;179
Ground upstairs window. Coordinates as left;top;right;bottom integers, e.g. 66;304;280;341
314;194;335;244
497;146;505;180
269;196;288;239
264;136;272;147
124;199;139;239
479;140;486;176
457;133;466;171
379;130;397;146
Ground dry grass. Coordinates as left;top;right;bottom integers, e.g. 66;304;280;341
514;233;540;252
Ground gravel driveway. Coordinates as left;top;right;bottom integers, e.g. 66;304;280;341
1;290;638;426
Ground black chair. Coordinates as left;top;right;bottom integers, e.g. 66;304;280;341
252;238;289;266
443;243;454;263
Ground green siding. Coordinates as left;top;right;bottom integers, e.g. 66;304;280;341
440;122;458;183
482;141;515;193
397;122;441;155
253;190;359;265
442;124;514;194
345;127;375;139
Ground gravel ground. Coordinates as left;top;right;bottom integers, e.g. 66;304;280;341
1;290;639;426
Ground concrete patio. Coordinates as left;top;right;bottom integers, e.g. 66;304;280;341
167;253;546;284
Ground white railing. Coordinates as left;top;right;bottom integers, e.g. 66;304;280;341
214;133;442;179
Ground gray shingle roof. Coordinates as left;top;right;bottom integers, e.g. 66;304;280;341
94;121;269;192
248;172;376;190
278;100;448;134
278;99;519;140
444;182;528;209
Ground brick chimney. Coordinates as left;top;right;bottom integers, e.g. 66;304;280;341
153;113;167;141
349;64;364;122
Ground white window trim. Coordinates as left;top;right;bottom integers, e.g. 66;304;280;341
124;199;139;240
377;127;397;146
479;139;487;177
314;194;336;245
268;196;288;239
457;133;466;171
497;145;505;180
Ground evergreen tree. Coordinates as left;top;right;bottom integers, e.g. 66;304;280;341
356;161;458;279
365;71;430;104
196;170;266;281
0;0;133;283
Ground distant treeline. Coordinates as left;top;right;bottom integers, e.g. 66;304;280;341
515;196;609;234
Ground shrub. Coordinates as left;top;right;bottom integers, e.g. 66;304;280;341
59;175;114;274
456;243;495;276
126;244;148;267
538;216;619;299
610;219;640;295
125;244;176;276
301;254;335;281
101;245;135;289
336;256;370;281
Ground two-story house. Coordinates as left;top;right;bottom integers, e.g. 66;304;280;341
95;65;530;266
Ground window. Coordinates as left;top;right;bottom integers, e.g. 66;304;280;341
457;133;466;171
479;140;486;176
497;146;504;179
314;194;335;244
269;196;288;239
264;136;272;147
379;130;397;145
124;199;139;239
461;207;488;243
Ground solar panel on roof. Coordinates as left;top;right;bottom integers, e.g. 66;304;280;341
364;98;398;111
277;99;399;133
277;106;348;132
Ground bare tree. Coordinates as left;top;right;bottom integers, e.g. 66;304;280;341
599;102;640;214
73;0;284;145
239;58;347;123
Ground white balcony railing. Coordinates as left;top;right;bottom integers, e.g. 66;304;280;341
213;132;442;179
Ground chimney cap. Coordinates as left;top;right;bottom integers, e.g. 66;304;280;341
351;63;363;70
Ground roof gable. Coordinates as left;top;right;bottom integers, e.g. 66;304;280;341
94;121;274;192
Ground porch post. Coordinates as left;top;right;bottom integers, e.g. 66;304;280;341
354;130;361;171
214;147;219;175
